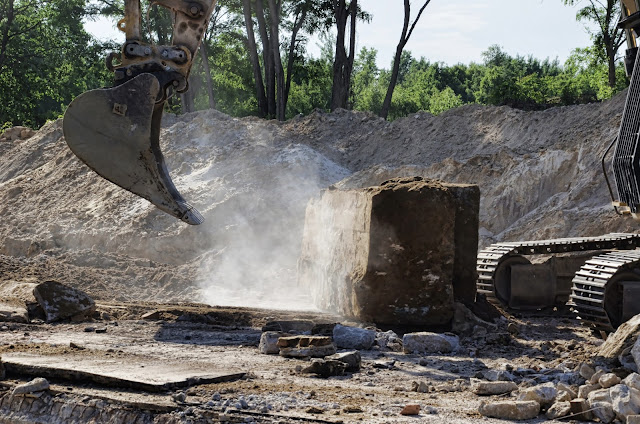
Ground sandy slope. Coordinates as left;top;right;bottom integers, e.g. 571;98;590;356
0;93;635;305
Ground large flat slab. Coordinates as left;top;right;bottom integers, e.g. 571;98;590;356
2;353;245;392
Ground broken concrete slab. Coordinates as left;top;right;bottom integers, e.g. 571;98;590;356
599;314;640;359
470;379;517;395
12;377;50;395
33;281;95;323
301;359;346;378
277;336;336;358
259;331;285;354
298;177;479;326
478;400;540;420
262;320;315;333
2;353;244;392
0;280;39;323
326;351;361;372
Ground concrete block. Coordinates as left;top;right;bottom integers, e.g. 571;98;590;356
298;177;479;326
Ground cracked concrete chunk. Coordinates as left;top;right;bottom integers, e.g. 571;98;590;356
33;280;95;323
301;359;346;378
277;336;336;358
326;351;361;372
517;382;557;408
332;324;375;350
470;379;517;395
478;400;540;420
403;332;459;354
298;177;479;326
546;401;571;419
259;331;285;355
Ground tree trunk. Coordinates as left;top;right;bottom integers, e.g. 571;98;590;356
331;0;357;111
380;0;430;120
256;0;276;118
242;0;267;116
380;0;410;120
285;8;306;107
268;0;285;121
199;42;216;110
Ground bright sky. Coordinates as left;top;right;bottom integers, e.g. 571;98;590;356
85;0;597;68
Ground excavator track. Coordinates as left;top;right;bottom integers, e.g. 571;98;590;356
477;233;640;332
570;250;640;333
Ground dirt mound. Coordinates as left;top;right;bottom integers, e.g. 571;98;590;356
0;93;634;305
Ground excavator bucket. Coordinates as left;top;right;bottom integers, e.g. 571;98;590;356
62;73;203;225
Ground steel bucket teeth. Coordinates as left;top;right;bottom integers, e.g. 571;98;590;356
62;73;203;225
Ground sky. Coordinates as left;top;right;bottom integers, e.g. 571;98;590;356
84;0;597;69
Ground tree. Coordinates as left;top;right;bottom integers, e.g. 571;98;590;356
563;0;625;88
379;0;430;120
330;0;358;110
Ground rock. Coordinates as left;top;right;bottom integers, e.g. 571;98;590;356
556;391;572;402
375;330;403;351
301;359;346;378
298;177;480;326
277;336;336;358
590;369;606;385
412;381;430;393
482;369;515;382
12;378;50;395
33;280;95;322
507;322;520;336
0;359;5;380
587;388;612;405
0;281;40;323
625;373;640;390
599;373;621;388
0;303;29;323
326;350;361;372
140;310;162;320
545;402;571;419
579;362;596;380
591;401;616;424
634;336;640;372
478;400;540;420
517;382;557;408
259;331;285;354
400;404;421;416
470;379;517;395
600;314;640;359
578;383;599;399
402;332;459;354
570;398;593;420
332;324;375;350
621;347;639;372
557;382;577;399
610;384;640;421
628;415;640;424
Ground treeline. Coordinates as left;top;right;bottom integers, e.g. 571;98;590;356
0;0;630;128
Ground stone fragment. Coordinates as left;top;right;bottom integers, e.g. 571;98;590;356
402;332;459;354
277;336;336;358
0;304;29;323
33;281;95;322
599;314;640;359
12;378;50;395
621;346;638;372
482;369;515;382
326;351;361;372
557;382;577;400
625;373;640;390
517;383;557;408
375;330;403;351
591;401;616;424
412;381;429;393
507;322;520;336
298;177;480;326
570;398;593;420
628;415;640;424
634;336;640;372
260;331;285;355
400;404;420;416
451;302;495;335
587;388;612;405
478;400;540;420
578;383;599;399
599;373;621;389
332;324;375;350
556;391;572;402
545;402;571;420
579;363;596;380
140;310;162;320
470;379;517;396
590;369;605;385
301;359;346;378
610;384;640;421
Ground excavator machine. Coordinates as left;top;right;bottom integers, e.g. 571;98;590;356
477;0;640;334
62;0;218;225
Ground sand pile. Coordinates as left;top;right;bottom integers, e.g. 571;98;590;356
0;92;634;305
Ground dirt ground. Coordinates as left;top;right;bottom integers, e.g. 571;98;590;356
0;300;603;423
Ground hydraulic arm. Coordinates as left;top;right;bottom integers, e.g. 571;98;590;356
62;0;217;225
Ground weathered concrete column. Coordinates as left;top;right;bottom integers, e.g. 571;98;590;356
298;177;479;327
